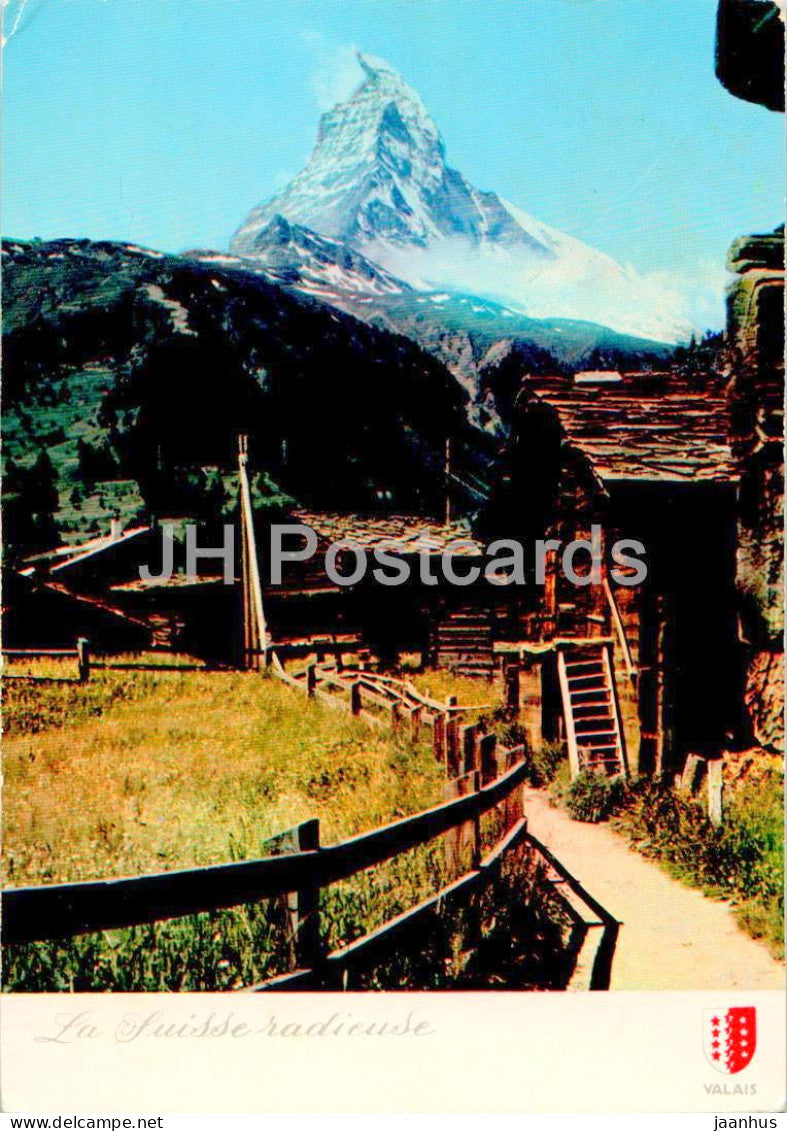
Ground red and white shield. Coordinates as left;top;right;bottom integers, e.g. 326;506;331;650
703;1007;757;1074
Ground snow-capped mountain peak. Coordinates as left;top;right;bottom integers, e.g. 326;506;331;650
232;51;547;257
232;52;692;343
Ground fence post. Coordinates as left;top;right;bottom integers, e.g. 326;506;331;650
433;713;447;764
446;716;460;777
410;705;422;743
267;819;322;979
291;818;322;972
461;723;479;774
504;745;525;829
504;664;520;718
443;769;480;878
707;759;724;826
306;663;317;698
470;770;482;869
466;767;485;958
77;638;90;683
479;733;498;786
350;680;362;717
391;700;402;732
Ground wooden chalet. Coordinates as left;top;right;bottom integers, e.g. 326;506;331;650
505;371;742;774
5;508;494;671
108;572;237;658
2;569;151;652
19;524;155;590
7;521;238;659
268;510;496;675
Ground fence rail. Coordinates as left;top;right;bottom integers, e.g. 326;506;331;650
268;648;495;755
1;638;90;683
251;816;532;992
1;757;528;946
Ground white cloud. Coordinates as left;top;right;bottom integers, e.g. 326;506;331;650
301;32;362;112
2;0;48;47
641;260;729;333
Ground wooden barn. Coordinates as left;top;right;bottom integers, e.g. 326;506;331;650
2;569;152;652
502;370;743;775
19;524;154;589
7;521;238;660
5;506;498;671
267;510;497;675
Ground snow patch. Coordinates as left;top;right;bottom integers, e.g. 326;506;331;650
124;244;165;259
142;284;197;336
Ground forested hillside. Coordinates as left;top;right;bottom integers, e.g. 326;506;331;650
2;238;475;550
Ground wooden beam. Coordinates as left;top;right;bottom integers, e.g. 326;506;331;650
237;433;268;667
603;578;637;684
557;649;581;779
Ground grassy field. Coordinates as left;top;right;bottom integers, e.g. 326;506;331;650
3;654;446;886
2;655;571;991
2;654;445;989
396;661;500;712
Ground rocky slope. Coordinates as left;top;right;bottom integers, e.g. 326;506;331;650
232;52;692;346
194;215;671;432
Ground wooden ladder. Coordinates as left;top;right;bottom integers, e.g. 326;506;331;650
557;643;628;779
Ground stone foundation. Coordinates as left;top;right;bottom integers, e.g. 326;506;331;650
744;650;785;752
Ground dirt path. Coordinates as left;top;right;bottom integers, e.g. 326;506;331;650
524;788;785;991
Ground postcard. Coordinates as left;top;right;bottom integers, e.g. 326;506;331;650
1;0;784;1116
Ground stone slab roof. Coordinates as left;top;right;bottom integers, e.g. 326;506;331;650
19;525;152;576
520;374;737;485
291;511;484;556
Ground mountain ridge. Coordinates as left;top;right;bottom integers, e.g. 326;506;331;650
192;215;672;431
2;235;484;544
232;51;693;345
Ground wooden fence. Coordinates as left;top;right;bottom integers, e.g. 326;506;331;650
1;754;527;984
260;651;619;988
269;649;496;762
1;742;618;990
2;755;526;947
2;640;619;988
2;638;91;683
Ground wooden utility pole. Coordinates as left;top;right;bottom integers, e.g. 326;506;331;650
444;436;452;527
237;433;268;670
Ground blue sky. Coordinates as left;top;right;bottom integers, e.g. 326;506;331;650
2;0;784;329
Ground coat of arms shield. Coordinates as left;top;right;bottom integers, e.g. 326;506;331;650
703;1007;757;1074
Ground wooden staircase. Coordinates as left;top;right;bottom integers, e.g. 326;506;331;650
433;606;494;678
557;643;628;779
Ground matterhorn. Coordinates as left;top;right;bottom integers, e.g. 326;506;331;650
231;52;691;344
